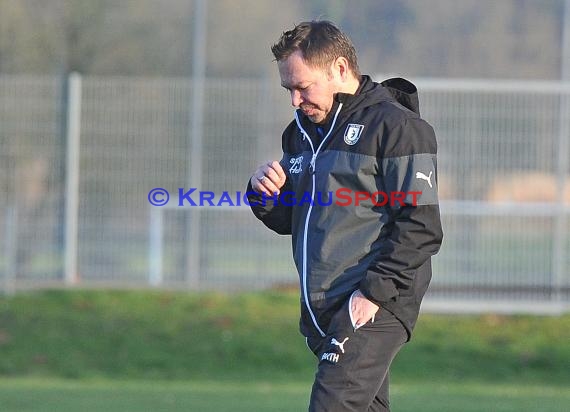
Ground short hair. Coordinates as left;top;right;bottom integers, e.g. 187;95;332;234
271;20;360;77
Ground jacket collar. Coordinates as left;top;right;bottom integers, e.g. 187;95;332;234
295;75;421;137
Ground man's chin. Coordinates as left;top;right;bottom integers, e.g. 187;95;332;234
306;113;325;124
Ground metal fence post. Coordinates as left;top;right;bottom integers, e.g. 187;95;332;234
552;0;570;304
149;207;164;286
186;0;207;288
3;206;17;294
64;72;82;285
552;90;569;304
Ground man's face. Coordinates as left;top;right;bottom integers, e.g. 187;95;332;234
278;50;340;124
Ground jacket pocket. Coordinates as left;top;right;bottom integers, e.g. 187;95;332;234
325;297;355;337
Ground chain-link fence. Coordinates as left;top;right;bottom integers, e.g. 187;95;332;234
419;79;570;312
1;74;569;313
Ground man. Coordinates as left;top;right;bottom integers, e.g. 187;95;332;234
247;20;443;412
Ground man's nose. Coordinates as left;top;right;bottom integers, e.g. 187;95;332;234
290;89;303;107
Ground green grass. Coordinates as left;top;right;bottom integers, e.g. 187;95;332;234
395;312;570;383
0;378;568;412
392;381;570;412
0;289;569;410
0;289;314;380
0;378;310;412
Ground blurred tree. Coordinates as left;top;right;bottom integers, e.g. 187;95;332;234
58;0;109;73
392;0;561;79
204;0;303;77
0;0;565;79
0;0;52;72
0;0;195;75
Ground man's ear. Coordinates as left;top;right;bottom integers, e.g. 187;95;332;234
333;56;350;81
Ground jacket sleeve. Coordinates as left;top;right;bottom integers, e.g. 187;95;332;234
359;117;444;304
246;172;293;235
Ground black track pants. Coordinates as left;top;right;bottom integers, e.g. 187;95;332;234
306;300;408;412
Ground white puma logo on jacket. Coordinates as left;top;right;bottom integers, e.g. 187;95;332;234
415;171;433;188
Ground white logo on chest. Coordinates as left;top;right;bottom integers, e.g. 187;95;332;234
289;156;303;174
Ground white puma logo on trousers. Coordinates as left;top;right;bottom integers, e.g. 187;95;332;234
331;337;349;354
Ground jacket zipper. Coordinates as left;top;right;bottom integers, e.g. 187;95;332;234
294;104;343;337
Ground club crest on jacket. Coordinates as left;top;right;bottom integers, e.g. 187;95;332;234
344;124;364;145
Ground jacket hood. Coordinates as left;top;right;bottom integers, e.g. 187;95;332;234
380;77;420;115
333;75;390;114
337;76;420;116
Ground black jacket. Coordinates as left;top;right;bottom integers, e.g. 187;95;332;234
247;76;443;340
